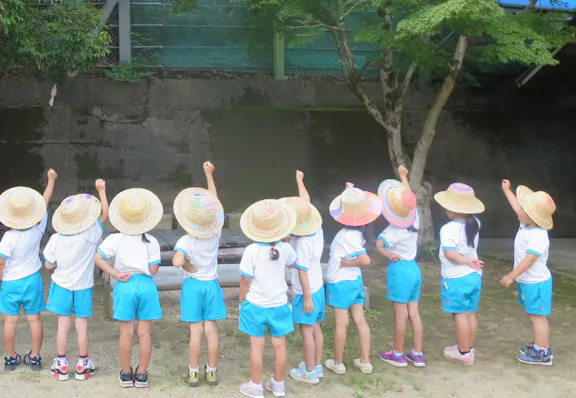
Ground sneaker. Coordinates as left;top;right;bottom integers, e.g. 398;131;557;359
50;357;69;381
23;352;42;371
517;347;553;366
298;362;324;378
205;365;218;386
75;358;95;381
290;365;320;385
266;378;286;397
518;342;554;359
4;354;21;371
325;359;346;375
240;381;264;398
443;347;474;365
405;352;426;368
379;351;408;368
119;368;134;388
134;366;149;388
185;368;200;387
445;345;476;360
353;358;373;374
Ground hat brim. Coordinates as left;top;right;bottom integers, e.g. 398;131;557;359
52;194;102;235
279;197;322;236
0;187;47;230
174;187;225;238
109;188;164;235
241;200;297;243
378;179;417;228
516;185;553;230
329;191;383;227
434;191;485;215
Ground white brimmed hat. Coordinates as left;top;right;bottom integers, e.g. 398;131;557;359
329;187;382;227
434;183;485;214
240;199;297;243
279;197;322;236
378;179;417;228
0;187;47;230
517;185;555;230
52;194;102;235
109;188;163;235
174;188;224;238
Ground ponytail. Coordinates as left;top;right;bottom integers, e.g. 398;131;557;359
465;215;479;248
141;233;150;243
269;242;280;261
407;224;419;233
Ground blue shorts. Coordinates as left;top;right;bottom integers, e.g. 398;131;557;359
326;277;365;310
239;301;294;338
113;274;162;321
386;259;422;303
441;272;482;314
181;278;227;323
0;271;45;316
46;282;93;318
518;278;552;316
293;286;326;325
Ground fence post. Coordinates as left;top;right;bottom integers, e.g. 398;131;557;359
118;0;132;63
273;24;286;81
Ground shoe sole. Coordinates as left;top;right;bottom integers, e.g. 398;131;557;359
289;373;320;385
51;371;69;381
75;372;94;381
516;356;553;366
239;388;263;398
325;366;346;375
187;381;200;387
379;357;408;368
406;359;426;368
206;380;218;386
443;352;474;365
266;385;286;397
119;378;134;388
135;381;149;388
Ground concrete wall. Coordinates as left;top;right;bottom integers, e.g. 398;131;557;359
1;78;575;240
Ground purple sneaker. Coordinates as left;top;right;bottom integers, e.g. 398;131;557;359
406;352;426;368
265;378;286;397
379;351;407;368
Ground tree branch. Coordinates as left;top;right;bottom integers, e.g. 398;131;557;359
401;61;417;97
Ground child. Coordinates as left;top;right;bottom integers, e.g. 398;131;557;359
500;180;555;366
434;183;485;365
172;161;227;386
94;188;164;388
283;171;324;384
324;183;383;376
238;199;297;398
0;168;57;371
43;179;109;381
376;166;425;368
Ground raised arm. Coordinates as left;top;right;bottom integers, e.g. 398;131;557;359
296;170;310;203
43;169;58;206
398;165;410;189
203;161;217;199
95;179;109;223
502;179;523;217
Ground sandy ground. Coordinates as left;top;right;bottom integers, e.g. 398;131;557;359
3;254;576;398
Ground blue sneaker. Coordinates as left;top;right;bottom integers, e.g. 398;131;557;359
517;347;553;366
291;364;320;385
298;362;324;378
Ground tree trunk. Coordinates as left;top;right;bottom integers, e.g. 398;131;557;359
415;182;434;246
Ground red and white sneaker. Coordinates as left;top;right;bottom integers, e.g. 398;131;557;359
50;357;69;381
75;358;96;381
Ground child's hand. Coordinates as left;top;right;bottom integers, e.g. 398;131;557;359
398;165;409;178
345;182;354;189
387;253;401;263
502;179;511;192
468;258;484;271
47;169;58;181
203;161;215;175
304;296;314;313
183;263;198;273
296;170;304;182
115;272;131;282
500;274;514;288
95;179;106;192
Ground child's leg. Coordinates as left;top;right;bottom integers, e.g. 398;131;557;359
453;313;471;352
204;321;219;369
529;314;550;348
249;336;265;384
188;322;203;370
300;325;315;370
468;313;478;349
350;304;370;364
392;303;408;353
56;316;71;356
332;308;349;365
26;314;43;357
119;321;134;372
407;302;423;353
313;323;324;366
75;317;89;357
271;336;287;382
3;315;19;357
137;320;152;373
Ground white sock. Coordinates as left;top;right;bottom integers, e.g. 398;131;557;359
534;344;548;351
189;366;199;373
206;365;217;372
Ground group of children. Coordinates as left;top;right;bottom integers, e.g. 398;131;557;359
0;161;557;396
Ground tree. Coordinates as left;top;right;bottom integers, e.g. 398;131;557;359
233;0;575;243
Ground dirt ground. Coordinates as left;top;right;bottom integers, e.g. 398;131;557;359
3;253;576;398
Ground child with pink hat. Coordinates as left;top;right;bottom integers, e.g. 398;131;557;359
376;166;425;368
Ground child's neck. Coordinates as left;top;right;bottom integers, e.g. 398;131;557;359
525;222;538;229
452;215;467;223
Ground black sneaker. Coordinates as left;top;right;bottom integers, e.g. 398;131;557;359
134;366;149;388
4;354;21;371
119;368;134;388
23;352;42;371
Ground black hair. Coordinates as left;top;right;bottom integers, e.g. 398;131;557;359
465;215;480;248
407;224;419;233
269;242;280;261
141;233;150;243
344;225;367;241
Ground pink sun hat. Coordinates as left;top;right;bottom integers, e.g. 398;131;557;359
378;179;417;228
329;187;383;227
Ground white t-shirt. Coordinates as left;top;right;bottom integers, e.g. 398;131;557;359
0;213;48;282
439;219;482;279
43;220;104;290
326;228;366;284
378;212;419;261
239;242;297;308
97;233;161;276
290;228;324;295
174;232;221;281
513;225;551;284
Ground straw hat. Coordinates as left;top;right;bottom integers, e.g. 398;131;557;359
434;183;485;214
52;194;102;235
109;188;163;235
279;197;322;236
240;199;297;243
517;185;555;230
378;179;417;228
329;187;383;227
174;188;224;238
0;187;47;230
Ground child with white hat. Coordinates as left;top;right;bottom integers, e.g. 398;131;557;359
238;199;297;398
94;188;164;388
434;183;485;365
0;169;57;372
43;179;109;381
500;180;555;366
324;183;383;376
376;166;425;368
172;161;226;387
282;171;325;385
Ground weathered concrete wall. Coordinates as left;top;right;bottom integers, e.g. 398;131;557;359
1;78;575;239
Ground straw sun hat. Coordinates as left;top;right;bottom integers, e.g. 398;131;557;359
378;179;417;228
109;188;163;235
174;188;224;238
0;187;47;230
279;197;322;236
434;183;485;214
329;187;383;227
52;194;102;235
241;199;297;243
517;185;556;230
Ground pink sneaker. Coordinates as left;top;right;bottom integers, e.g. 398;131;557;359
445;345;476;360
443;347;474;365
